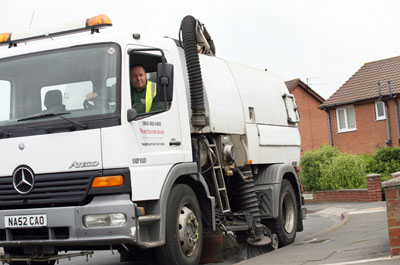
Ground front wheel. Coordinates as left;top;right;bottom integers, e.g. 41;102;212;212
266;179;298;247
156;184;203;265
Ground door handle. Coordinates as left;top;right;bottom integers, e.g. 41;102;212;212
169;141;181;146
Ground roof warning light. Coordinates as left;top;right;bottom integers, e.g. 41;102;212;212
0;33;11;44
0;14;112;47
87;14;112;27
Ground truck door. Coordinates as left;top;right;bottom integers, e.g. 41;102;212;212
125;48;184;200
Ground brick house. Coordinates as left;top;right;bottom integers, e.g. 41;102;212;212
320;56;400;154
285;78;329;153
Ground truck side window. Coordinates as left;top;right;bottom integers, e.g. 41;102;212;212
129;53;165;115
0;80;11;121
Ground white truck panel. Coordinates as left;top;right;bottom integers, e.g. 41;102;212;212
100;126;132;169
245;123;260;163
258;146;301;166
130;164;172;201
200;55;245;134
226;61;289;126
0;130;102;176
223;61;301;166
167;47;193;162
258;125;300;165
101;114;185;169
258;125;301;146
246;124;300;165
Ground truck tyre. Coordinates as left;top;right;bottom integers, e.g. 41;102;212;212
156;184;203;265
267;179;298;247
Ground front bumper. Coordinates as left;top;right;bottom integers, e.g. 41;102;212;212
0;194;137;248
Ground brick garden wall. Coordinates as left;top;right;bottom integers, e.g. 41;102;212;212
382;175;400;257
305;174;382;202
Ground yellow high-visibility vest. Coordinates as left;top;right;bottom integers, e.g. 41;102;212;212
145;81;157;113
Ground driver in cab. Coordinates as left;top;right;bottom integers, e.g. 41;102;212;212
85;64;163;114
130;64;163;114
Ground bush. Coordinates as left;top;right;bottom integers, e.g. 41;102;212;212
370;147;400;181
319;153;367;190
300;145;400;191
299;145;339;191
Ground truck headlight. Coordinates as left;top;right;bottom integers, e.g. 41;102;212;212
83;213;126;228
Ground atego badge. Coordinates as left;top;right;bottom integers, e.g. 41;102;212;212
69;161;100;169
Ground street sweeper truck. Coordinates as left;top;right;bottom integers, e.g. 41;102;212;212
0;14;304;265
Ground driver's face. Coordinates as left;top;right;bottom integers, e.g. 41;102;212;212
130;66;147;91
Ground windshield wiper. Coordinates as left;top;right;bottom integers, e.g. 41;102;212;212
0;129;11;138
17;112;88;130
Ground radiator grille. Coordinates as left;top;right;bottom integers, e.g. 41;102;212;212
0;172;93;208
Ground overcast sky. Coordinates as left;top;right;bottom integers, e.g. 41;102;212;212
1;0;400;99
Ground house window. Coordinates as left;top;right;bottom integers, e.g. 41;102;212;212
375;101;386;120
336;105;356;132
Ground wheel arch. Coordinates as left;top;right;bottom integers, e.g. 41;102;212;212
255;164;303;232
158;163;215;244
282;171;303;232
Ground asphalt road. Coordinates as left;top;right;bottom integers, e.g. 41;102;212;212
56;205;340;265
238;201;392;265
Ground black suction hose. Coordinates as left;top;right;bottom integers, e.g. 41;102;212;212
180;15;207;128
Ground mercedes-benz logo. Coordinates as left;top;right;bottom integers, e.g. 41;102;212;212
13;167;35;195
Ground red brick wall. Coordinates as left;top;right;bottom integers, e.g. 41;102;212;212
382;178;400;257
367;174;383;201
328;98;400;154
306;174;382;202
291;85;329;153
312;189;370;202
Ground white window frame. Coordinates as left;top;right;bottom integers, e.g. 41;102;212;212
336;105;356;133
375;101;386;121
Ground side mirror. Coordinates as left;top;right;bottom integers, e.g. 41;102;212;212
127;108;138;122
156;63;174;103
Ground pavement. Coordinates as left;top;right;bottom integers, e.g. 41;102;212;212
237;201;399;265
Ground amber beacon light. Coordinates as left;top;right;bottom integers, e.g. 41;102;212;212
0;14;112;46
86;14;112;27
0;33;11;44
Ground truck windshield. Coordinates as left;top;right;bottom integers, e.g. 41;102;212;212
0;43;120;133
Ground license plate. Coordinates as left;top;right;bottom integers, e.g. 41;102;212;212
4;214;47;228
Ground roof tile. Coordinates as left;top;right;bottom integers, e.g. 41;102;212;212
321;56;400;108
285;78;325;103
285;78;300;90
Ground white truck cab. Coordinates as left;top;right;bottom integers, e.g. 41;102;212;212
0;14;303;265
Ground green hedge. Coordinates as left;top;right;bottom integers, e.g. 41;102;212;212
300;145;400;191
319;153;367;190
369;147;400;181
299;145;338;191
